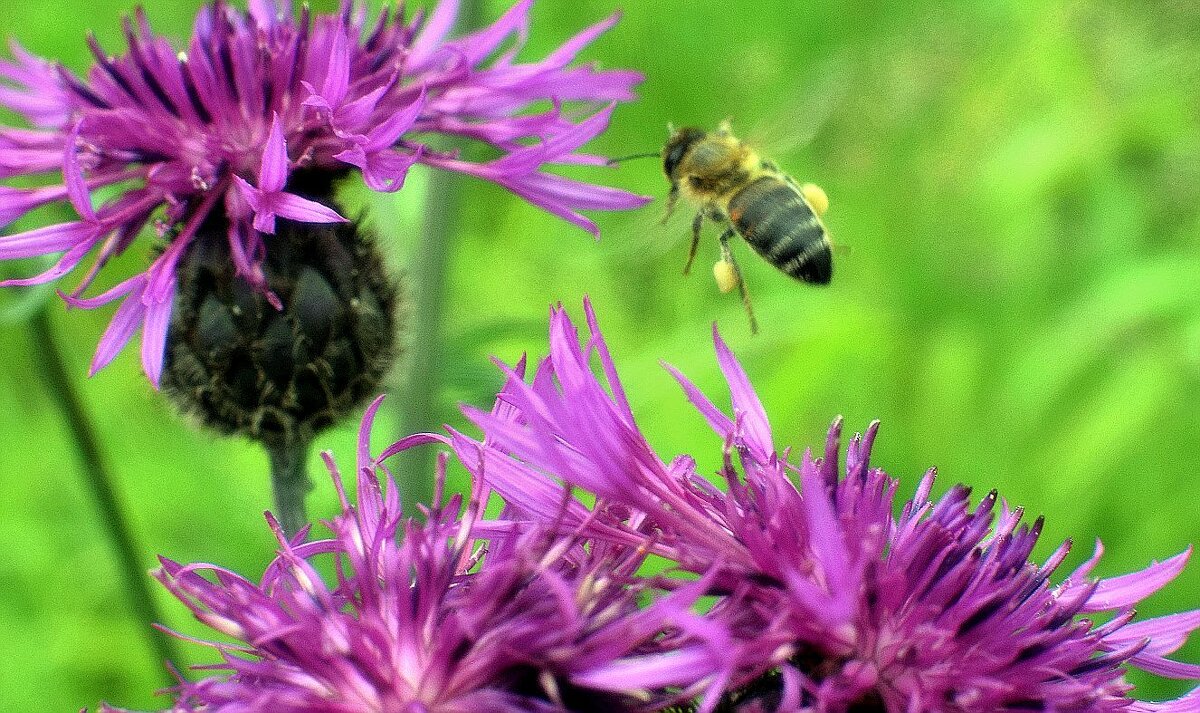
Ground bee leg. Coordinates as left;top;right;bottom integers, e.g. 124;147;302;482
719;228;759;335
662;183;680;225
683;212;704;275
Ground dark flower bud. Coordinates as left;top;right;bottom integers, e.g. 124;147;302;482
162;191;398;446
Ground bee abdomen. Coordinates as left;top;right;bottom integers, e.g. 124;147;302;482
729;176;832;284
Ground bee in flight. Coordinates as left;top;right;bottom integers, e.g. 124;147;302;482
628;120;834;333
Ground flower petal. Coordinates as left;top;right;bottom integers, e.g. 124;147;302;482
713;325;772;458
320;24;351;109
232;175;264;213
1084;549;1192;612
270;193;348;224
141;284;174;388
88;277;147;376
406;0;461;70
63;122;97;222
258;114;290;193
336;146;423;193
363;88;426;153
0;239;95;287
0;183;69;229
0;221;97;260
247;0;289;27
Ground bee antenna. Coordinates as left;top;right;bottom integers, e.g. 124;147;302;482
607;151;660;165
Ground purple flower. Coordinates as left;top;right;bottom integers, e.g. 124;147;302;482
0;0;647;386
99;396;731;713
445;300;1200;712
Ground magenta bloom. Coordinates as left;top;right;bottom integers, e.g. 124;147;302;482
445;301;1200;712
0;0;647;385
101;397;731;713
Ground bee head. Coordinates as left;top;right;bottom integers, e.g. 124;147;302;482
662;126;707;181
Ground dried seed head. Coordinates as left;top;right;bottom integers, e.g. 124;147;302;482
162;191;398;447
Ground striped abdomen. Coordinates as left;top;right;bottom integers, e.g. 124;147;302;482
728;176;832;284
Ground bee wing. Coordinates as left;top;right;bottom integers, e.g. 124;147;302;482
607;190;697;262
737;56;850;160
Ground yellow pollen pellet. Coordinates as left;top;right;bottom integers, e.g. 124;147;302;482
800;182;829;216
713;260;738;293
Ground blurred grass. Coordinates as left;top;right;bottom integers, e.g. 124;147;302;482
1;0;1198;709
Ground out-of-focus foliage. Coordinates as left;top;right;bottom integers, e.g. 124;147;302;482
0;1;1197;710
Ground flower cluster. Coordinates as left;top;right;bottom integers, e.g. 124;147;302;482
114;302;1200;712
100;395;731;713
0;0;647;385
442;302;1200;712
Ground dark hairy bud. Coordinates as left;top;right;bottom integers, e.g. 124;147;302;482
162;192;398;447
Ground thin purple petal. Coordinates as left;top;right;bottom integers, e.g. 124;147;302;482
269;192;347;224
0;221;97;260
258;114;289;193
89;277;147;376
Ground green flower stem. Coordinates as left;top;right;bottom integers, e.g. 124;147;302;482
265;436;311;538
31;308;179;687
395;172;462;512
395;0;485;516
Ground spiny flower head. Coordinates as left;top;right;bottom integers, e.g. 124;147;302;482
0;0;647;386
101;396;731;712
446;300;1200;712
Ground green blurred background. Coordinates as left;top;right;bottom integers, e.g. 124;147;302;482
1;0;1198;709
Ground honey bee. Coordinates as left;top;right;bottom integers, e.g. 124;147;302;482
661;120;832;333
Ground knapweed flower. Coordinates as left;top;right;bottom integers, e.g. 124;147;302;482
442;301;1200;712
101;396;731;713
0;0;646;396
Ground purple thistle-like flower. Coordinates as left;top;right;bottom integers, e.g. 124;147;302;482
445;300;1200;712
0;0;647;386
101;396;731;713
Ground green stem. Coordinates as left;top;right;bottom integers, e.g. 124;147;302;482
395;0;485;517
30;309;179;687
395;165;460;514
266;437;311;538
